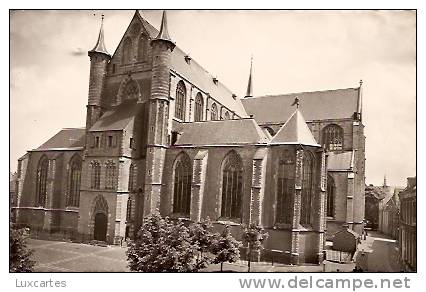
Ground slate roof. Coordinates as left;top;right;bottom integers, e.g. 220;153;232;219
327;151;353;171
173;118;269;146
270;110;320;146
241;87;360;125
90;100;144;131
135;11;248;117
36;128;86;150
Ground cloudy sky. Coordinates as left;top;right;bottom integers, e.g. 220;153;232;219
10;10;416;186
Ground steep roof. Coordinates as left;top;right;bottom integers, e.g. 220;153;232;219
173;118;269;146
135;11;248;118
270;110;320;146
327;151;353;171
89;16;110;56
241;87;360;125
90;99;144;131
36;128;86;150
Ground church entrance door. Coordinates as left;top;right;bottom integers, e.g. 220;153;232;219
94;212;107;242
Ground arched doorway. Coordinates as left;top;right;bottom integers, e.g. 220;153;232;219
94;212;107;241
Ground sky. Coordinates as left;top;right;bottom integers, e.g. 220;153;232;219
10;10;416;187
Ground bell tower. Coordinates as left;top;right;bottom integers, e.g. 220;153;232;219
86;14;111;133
143;11;176;215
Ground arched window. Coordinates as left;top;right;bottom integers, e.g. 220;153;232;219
91;161;101;189
36;156;49;207
322;124;344;151
173;153;192;216
224;111;230;120
126;197;134;221
105;161;116;190
194;93;204;122
276;149;295;224
221;151;243;219
67;155;82;207
122;79;140;100
301;151;314;225
175;81;186;121
138;35;148;61
327;175;335;217
122;37;133;64
211;103;218;121
128;164;137;192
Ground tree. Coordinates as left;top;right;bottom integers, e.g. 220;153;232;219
242;224;269;272
126;213;199;272
10;225;35;272
211;225;241;272
188;218;215;269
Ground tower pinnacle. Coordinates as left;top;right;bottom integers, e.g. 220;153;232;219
89;14;109;56
153;10;175;50
245;56;253;98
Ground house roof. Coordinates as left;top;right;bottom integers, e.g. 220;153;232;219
135;11;248;118
90;99;144;131
270;110;320;146
36;128;86;150
173;118;270;146
327;151;353;171
241;87;360;125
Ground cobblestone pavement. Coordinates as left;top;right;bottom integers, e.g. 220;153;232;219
28;239;353;272
28;239;129;272
355;231;401;272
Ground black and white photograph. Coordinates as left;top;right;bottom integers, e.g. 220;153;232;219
7;5;419;291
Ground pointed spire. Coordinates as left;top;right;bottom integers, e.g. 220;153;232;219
270;109;320;146
153;10;175;49
383;174;388;187
89;14;110;56
245;56;254;98
356;79;363;120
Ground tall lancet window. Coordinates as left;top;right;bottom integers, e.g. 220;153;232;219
301;151;314;225
327;175;335;217
322;124;344;151
173;153;192;216
211;103;218;121
175;81;186;121
67;155;82;207
194;93;204;122
221;151;243;219
105;161;117;190
128;164;137;192
36;156;49;207
138;35;148;61
122;37;133;64
276;150;295;224
91;161;101;189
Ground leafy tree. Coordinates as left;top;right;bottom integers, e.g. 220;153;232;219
188;218;215;269
211;225;241;272
10;225;35;272
126;213;199;272
242;224;269;272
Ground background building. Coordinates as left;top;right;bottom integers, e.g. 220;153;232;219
399;176;416;272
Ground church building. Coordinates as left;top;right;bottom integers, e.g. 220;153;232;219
13;10;365;265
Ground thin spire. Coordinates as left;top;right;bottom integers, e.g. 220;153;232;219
384;174;388;187
245;56;253;98
154;10;175;48
89;13;109;56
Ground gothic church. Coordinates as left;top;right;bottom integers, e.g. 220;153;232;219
14;11;366;265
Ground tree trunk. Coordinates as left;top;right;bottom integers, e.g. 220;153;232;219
221;262;223;272
248;249;251;272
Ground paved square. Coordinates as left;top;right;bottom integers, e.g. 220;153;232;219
28;239;129;272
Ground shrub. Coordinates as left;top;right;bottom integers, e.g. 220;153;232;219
10;225;35;272
211;225;241;271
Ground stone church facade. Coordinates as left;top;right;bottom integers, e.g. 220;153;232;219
13;11;365;265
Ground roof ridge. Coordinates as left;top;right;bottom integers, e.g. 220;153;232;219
247;87;360;100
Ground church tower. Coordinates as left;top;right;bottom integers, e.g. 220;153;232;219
86;15;111;133
143;11;176;215
245;57;254;98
